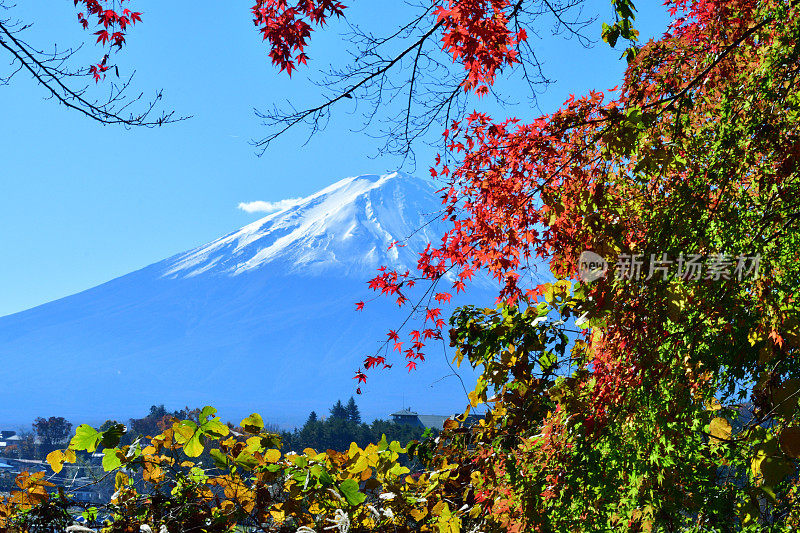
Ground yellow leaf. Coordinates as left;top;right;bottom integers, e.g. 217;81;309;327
265;449;281;463
748;329;765;347
350;455;369;474
704;398;722;411
709;417;731;444
410;508;428;521
142;463;164;483
467;390;482;408
240;413;264;434
46;450;65;474
442;419;459;431
348;442;361;458
114;472;130;490
308;502;324;515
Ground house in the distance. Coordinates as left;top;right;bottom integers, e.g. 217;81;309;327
390;408;484;430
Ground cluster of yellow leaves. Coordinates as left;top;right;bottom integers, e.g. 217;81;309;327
6;408;479;533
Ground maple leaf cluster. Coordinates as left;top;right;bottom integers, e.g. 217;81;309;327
357;0;782;391
434;0;527;95
251;0;347;76
72;0;142;82
665;0;758;47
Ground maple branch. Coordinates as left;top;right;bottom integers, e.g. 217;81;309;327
253;0;593;160
0;16;184;127
646;10;785;113
253;18;447;154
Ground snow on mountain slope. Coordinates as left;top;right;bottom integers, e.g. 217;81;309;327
0;172;494;427
163;172;443;278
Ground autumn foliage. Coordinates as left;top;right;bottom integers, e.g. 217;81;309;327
2;0;800;531
70;0;142;81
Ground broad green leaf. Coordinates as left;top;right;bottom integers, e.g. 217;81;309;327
173;420;198;444
102;448;122;471
100;424;127;449
183;433;204;458
204;419;230;438
377;434;388;452
339;478;366;506
389;463;410;477
234;451;259;470
200;406;217;421
317;468;333;486
70;424;101;452
209;449;228;469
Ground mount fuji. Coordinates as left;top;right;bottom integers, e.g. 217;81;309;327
0;172;494;427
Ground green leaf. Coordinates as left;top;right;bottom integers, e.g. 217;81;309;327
102;448;122;471
200;406;217;421
209;449;228;469
317;468;334;487
100;424;127;449
183;433;204;458
173;420;198;444
377;434;388;452
234;451;259;470
339;478;366;506
389;463;410;477
70;425;101;452
204;419;230;438
241;413;264;434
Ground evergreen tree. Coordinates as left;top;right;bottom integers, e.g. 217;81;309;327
306;411;318;424
344;397;361;423
328;400;348;421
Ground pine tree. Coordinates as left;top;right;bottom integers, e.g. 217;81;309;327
344;396;361;424
306;411;318;424
329;400;348;421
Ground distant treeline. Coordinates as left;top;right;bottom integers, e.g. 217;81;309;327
3;398;429;461
279;397;430;453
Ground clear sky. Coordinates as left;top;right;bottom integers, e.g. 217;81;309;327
0;1;670;317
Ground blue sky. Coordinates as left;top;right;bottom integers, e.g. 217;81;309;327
0;1;669;317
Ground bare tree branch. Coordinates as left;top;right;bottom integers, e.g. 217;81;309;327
0;3;186;127
252;0;597;162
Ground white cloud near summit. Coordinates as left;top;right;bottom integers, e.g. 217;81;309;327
237;198;302;214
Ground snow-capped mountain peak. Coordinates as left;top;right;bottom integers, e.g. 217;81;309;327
0;171;495;426
162;172;444;279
